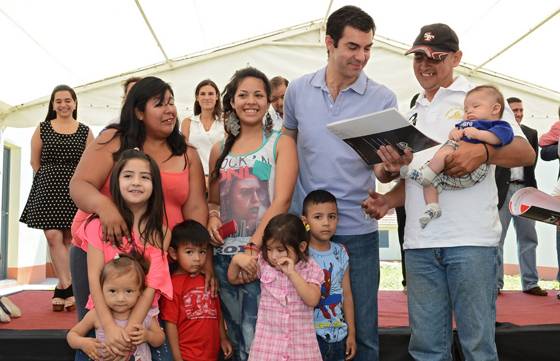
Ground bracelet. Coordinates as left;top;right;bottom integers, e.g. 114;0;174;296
209;209;221;219
482;143;490;164
244;242;260;252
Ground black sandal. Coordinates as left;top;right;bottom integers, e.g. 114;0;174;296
61;285;76;312
52;287;66;312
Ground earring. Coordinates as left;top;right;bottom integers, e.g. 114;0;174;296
265;112;273;134
226;112;240;136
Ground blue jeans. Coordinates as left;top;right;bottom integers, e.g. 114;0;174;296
332;231;379;361
497;184;539;291
405;247;498;361
317;336;346;361
214;254;260;361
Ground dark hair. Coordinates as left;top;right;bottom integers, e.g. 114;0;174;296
109;149;167;251
326;5;375;47
123;77;142;96
210;67;272;183
45;84;78;121
270;76;289;90
105;76;187;161
193;79;222;120
467;85;505;118
100;253;149;292
261;213;309;266
171;219;210;249
302;190;337;216
506;96;522;104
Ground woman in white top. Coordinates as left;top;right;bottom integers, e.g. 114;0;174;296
181;79;225;180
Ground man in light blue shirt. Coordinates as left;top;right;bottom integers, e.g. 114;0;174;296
283;5;398;360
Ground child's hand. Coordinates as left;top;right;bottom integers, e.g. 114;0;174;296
277;257;296;276
237;253;258;276
221;337;234;359
239;270;258;284
345;334;357;360
81;337;103;361
463;127;480;140
449;128;464;141
128;323;147;345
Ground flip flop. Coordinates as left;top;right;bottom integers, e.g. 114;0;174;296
0;302;11;322
0;296;21;318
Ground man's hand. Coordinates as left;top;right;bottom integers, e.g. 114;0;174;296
444;142;486;177
361;190;390;220
377;145;413;174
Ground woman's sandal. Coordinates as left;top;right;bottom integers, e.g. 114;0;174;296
0;302;10;323
0;296;21;318
62;285;76;312
52;287;66;312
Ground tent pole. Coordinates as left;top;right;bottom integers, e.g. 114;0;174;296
321;0;334;29
470;8;559;74
134;0;171;64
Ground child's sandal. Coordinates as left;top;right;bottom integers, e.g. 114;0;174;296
52;287;66;312
0;296;21;318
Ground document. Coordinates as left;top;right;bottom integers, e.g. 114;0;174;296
327;108;439;165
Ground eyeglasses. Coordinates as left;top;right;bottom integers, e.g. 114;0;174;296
413;53;449;64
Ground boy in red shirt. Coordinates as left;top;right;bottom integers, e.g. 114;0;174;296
161;220;232;361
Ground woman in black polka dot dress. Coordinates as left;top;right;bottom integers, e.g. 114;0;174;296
20;85;94;312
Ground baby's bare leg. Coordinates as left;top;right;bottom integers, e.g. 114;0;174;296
423;185;438;205
428;144;455;174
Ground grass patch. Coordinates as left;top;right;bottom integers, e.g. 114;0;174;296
380;261;560;291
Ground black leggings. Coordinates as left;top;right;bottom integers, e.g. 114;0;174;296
70;245;89;321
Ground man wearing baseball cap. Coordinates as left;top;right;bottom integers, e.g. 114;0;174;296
362;23;535;360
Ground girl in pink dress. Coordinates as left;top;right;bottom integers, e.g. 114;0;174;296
228;213;324;361
79;149;172;359
67;254;165;361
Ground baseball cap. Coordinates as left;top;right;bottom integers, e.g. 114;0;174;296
405;23;459;59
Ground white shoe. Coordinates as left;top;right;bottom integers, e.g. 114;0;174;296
0;296;21;318
0;304;10;323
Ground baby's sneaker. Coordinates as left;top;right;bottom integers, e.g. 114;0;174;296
419;203;442;228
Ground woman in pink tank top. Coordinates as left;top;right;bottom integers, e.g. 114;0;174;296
68;77;208;359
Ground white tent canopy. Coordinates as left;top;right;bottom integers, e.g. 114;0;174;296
0;0;559;126
1;0;560;273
